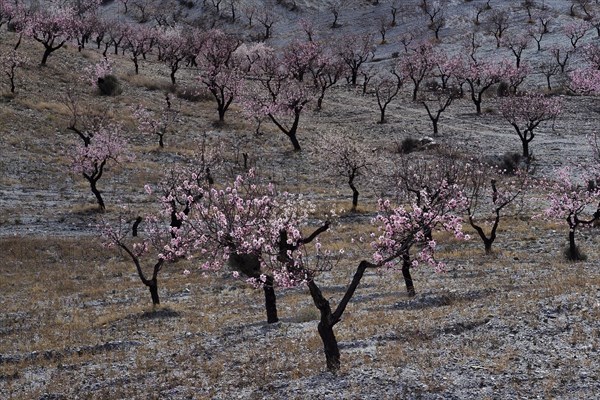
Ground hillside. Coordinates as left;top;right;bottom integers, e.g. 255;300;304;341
1;0;600;398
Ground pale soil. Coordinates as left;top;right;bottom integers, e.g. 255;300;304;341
1;0;600;399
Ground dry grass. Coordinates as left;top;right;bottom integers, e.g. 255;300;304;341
2;4;600;397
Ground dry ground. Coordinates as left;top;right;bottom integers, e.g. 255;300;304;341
1;0;600;398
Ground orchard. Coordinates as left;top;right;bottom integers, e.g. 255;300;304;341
1;0;600;398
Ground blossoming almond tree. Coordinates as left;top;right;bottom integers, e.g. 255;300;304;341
569;68;600;94
0;50;28;94
242;49;314;151
132;104;179;148
165;169;466;372
542;166;600;261
499;93;562;160
197;29;243;122
393;150;470;295
464;163;528;254
24;5;77;65
455;58;517;114
320;133;372;212
71;124;130;211
102;211;173;305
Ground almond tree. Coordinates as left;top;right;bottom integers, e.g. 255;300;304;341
373;179;468;297
373;69;404;124
0;50;27;94
569;67;600;94
124;24;155;74
421;86;458;135
542;167;600;261
71;124;130;211
540;62;560;91
197;29;243;122
464;164;528;254
158;28;188;85
309;47;346;110
24;5;77;65
102;211;173;305
419;0;446;39
0;0;15;30
564;20;591;50
582;43;600;69
337;33;375;86
398;41;437;101
256;8;276;40
242;47;314;151
499;93;562;160
502;32;530;69
320;134;372;212
132;104;179;148
164;170;324;324
392;150;470;295
551;45;573;73
456;58;516;114
487;9;509;48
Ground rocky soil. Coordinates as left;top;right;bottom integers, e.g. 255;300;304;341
1;0;600;399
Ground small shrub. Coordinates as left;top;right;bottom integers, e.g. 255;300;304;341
397;137;436;154
497;81;510;97
398;137;421;154
425;79;441;91
486;152;526;174
97;75;122;96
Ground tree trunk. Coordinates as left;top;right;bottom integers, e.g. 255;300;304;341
286;130;301;151
229;253;279;323
41;48;52;65
349;176;359;212
89;179;105;211
263;275;279;323
521;138;530;159
432;117;439;135
317;320;340;371
148;279;160;305
402;252;415;296
379;107;386;124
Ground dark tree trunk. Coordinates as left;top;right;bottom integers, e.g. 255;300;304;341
287;131;301;151
41;48;52;65
402;252;415;297
522;138;530;159
229;253;279;323
317;320;340;371
89;178;105;211
263;275;279;323
349;175;359;212
432;117;439;135
379;107;387;124
307;260;375;372
148;279;160;305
